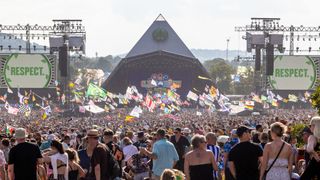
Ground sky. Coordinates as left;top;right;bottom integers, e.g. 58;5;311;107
1;0;320;57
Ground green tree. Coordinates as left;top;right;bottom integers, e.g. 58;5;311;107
205;59;235;94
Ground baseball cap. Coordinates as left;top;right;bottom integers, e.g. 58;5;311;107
236;125;253;137
301;127;312;135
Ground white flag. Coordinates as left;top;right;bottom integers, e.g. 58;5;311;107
7;87;13;94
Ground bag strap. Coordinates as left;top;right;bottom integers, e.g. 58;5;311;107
266;142;285;173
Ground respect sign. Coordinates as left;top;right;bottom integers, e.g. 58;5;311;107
269;56;316;90
3;54;52;88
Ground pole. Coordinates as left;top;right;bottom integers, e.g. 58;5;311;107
289;25;294;56
226;38;230;61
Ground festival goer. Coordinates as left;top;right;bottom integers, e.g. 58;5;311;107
1;138;10;163
228;125;263;180
43;140;69;180
87;129;110;180
184;134;218;180
140;129;179;180
133;131;148;149
252;124;263;143
123;137;139;163
0;149;6;180
223;129;239;180
259;132;269;149
65;149;86;180
78;137;92;177
170;127;190;171
206;132;220;180
260;122;292;180
62;135;71;150
8;128;42;180
300;116;320;179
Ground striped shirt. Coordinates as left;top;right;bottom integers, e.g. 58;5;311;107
207;144;220;179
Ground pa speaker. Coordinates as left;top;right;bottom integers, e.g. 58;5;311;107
255;48;261;71
59;45;68;77
266;43;274;76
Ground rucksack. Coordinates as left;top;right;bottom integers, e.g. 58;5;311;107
106;146;121;179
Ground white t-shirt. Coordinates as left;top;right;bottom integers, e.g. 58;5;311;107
123;144;138;162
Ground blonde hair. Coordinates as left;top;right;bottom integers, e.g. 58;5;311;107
270;122;287;137
310;116;320;139
160;169;175;180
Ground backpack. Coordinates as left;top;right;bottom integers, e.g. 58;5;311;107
106;146;121;179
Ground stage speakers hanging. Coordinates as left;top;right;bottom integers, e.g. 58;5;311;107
59;45;68;77
266;43;274;75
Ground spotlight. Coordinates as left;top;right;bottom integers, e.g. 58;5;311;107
19;45;22;51
33;45;36;51
8;45;11;51
309;47;312;52
296;47;299;52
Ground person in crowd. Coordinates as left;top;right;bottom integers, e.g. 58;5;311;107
62;135;71;150
103;129;124;163
300;116;320;179
78;137;93;178
43;140;69;180
65;149;86;180
301;126;312;168
87;129;110;180
259;132;269;149
1;138;10;163
40;134;56;151
0;149;6;180
170;127;190;171
223;129;239;180
252;124;263;143
182;128;192;143
123;137;139;163
126;152;149;180
160;169;176;180
134;131;148;149
228;125;263;180
184;135;218;180
8;128;42;180
260;122;292;180
34;132;43;147
206;132;220;180
140;129;179;180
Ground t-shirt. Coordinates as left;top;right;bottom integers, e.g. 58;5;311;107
91;143;109;180
8;142;42;180
170;135;190;158
228;141;263;180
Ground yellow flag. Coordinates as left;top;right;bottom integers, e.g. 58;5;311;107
125;115;134;122
32;95;36;102
42;113;47;120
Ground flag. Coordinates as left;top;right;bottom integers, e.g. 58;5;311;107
4;101;10;110
8;106;19;115
187;91;198;101
17;90;25;104
272;99;279;107
125;115;135;123
19;105;30;114
130;106;142;118
44;106;52;115
196;111;202;116
261;95;267;101
198;76;211;80
42;112;47;120
7;87;13;94
84;104;105;114
5;125;15;135
86;83;107;98
151;79;157;87
252;95;262;103
209;86;217;97
305;91;311;99
32;95;36;102
288;94;298;102
0;95;6;102
244;101;254;110
283;98;289;103
79;106;86;113
276;94;283;101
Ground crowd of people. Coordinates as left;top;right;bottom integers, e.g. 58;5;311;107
0;108;319;180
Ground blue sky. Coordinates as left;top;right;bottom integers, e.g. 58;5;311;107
1;0;319;56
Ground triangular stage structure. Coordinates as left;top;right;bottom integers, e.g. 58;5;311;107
126;14;195;59
103;14;212;97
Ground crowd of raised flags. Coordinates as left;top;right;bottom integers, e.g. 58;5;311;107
0;76;314;124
